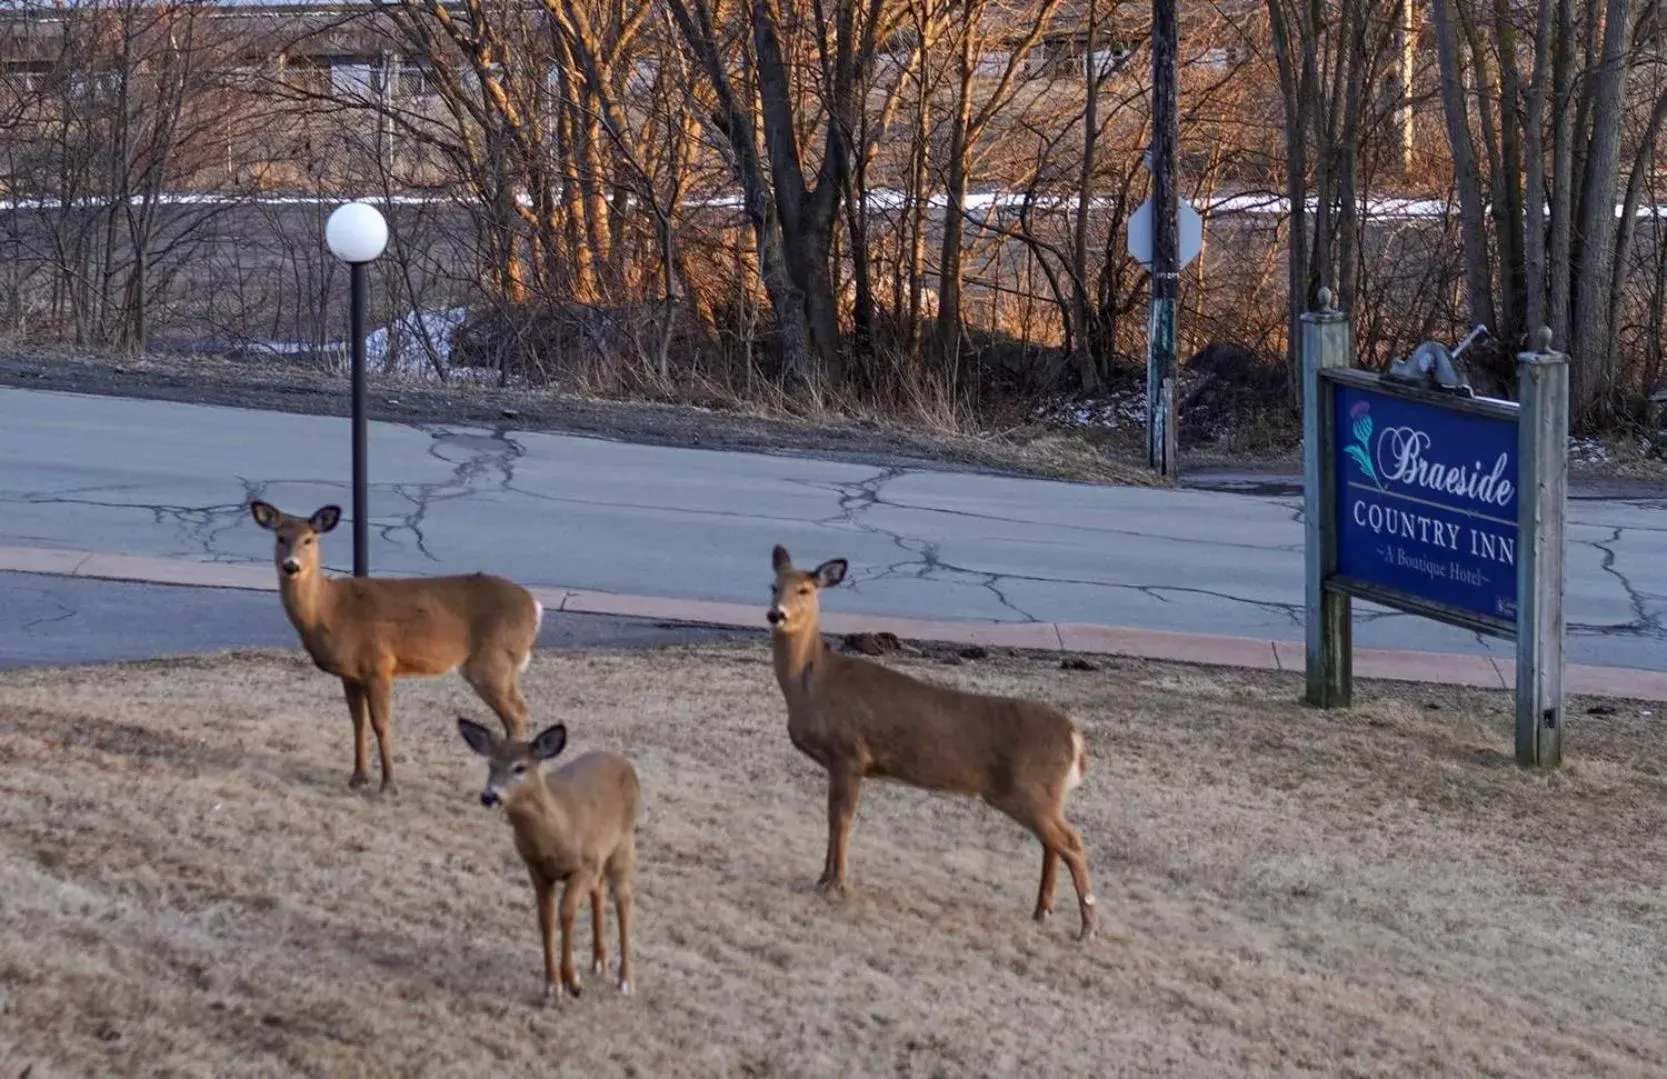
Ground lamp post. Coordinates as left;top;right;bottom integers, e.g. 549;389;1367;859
325;201;388;578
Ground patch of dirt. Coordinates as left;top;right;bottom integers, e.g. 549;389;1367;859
1;645;1664;1077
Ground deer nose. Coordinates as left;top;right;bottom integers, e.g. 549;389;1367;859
280;558;301;576
766;609;784;625
480;790;500;808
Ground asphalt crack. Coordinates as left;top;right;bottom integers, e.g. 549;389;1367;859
20;592;77;634
803;471;1304;555
798;466;1312;625
10;477;272;561
1588;527;1666;638
376;425;527;561
794;467;1046;622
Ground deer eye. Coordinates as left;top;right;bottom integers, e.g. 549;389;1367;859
511;762;527;775
798;586;811;596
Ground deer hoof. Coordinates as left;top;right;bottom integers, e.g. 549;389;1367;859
814;876;846;898
541;983;561;1007
1034;907;1052;923
618;979;633;997
565;979;582;998
347;771;370;790
592;958;606;976
378;781;398;798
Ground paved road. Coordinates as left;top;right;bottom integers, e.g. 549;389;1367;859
1;387;1663;670
0;572;746;669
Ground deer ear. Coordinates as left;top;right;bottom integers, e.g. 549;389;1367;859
772;545;792;571
813;559;848;588
457;717;495;757
249;500;281;531
530;724;568;761
310;505;342;533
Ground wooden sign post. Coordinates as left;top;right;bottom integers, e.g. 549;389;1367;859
1302;295;1569;767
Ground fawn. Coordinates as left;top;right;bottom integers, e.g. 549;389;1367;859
249;500;542;792
458;718;641;1001
767;545;1098;940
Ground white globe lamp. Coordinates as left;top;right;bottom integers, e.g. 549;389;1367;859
326;201;388;264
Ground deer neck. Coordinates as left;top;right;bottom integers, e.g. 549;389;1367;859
772;618;826;701
505;775;569;840
279;567;338;640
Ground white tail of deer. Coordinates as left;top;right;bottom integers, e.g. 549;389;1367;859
459;718;642;1001
767;545;1097;940
249;500;543;792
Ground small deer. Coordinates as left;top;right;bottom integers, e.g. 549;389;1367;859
249;500;543;793
458;717;641;1001
767;545;1098;940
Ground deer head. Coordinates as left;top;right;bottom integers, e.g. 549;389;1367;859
767;545;847;634
249;500;341;580
458;717;568;807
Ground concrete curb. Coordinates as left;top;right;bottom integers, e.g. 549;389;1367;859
2;544;1663;701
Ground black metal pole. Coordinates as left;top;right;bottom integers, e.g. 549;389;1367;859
350;259;369;577
1147;0;1179;477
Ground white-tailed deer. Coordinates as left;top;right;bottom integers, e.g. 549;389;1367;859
767;545;1098;940
458;718;641;1001
249;500;542;793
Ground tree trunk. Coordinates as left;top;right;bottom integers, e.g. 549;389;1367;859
1071;0;1101;391
1522;0;1553;336
935;12;975;375
1264;0;1309;397
1430;0;1498;331
1489;0;1527;343
663;0;818;382
1568;0;1633;421
1605;83;1667;386
1546;0;1575;350
1336;1;1364;310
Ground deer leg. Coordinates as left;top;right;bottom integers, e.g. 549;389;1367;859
501;679;530;740
610;842;635;995
590;878;608;977
558;875;588;996
535;879;559;1003
363;675;396;795
341;679;370;789
1037;815;1097;942
1034;847;1061;922
817;768;863;896
462;656;529;739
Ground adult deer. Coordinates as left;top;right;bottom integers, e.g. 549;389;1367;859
249;500;542;792
767;545;1098;940
458;718;641;1002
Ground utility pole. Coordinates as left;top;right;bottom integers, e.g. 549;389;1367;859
1146;0;1179;477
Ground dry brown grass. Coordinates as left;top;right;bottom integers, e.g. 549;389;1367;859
1;645;1665;1078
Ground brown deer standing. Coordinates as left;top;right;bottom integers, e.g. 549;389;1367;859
249;500;542;793
458;718;641;1002
767;545;1098;940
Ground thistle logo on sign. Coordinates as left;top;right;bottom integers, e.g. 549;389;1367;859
1333;384;1519;624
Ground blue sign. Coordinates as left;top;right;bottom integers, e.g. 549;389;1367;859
1333;382;1518;625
